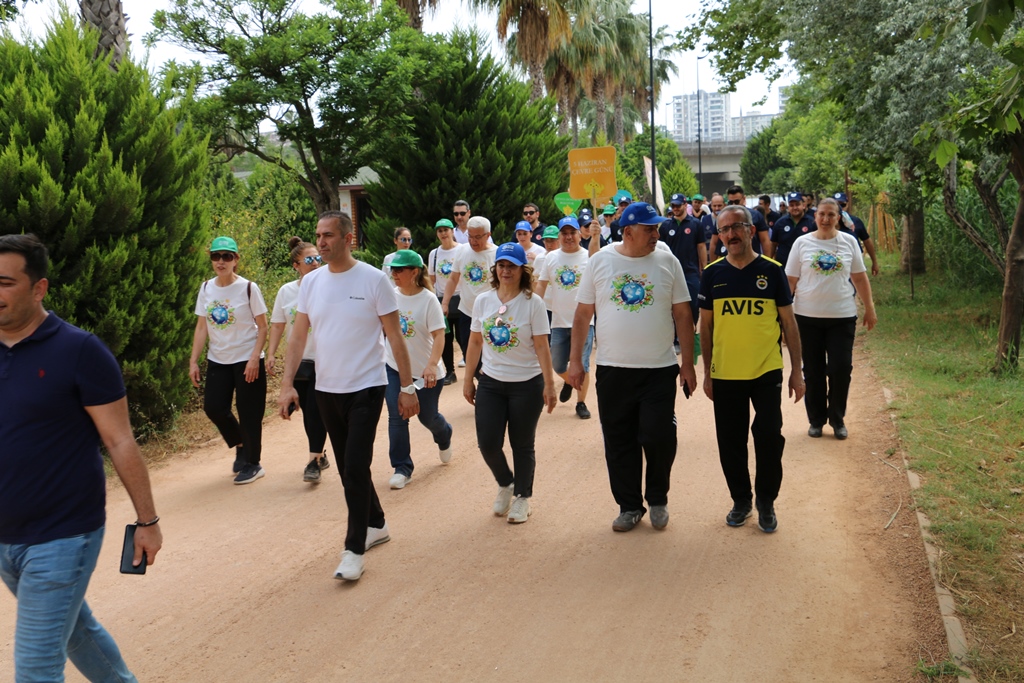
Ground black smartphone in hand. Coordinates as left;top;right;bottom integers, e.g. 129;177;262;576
120;524;146;575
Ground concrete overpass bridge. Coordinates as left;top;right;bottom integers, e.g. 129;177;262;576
675;141;745;197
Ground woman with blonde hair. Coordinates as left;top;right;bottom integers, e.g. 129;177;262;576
268;236;331;483
383;250;454;489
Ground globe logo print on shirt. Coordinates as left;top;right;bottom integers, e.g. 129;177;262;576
399;311;416;338
556;265;580;290
206;301;236;329
465;263;486;283
439;260;453;276
482;316;520;352
610;273;654;312
811;250;843;276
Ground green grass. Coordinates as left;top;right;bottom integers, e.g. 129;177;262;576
862;255;1024;681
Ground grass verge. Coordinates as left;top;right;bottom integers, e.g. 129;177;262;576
862;256;1024;681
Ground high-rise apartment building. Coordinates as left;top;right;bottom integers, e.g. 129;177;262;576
671;90;732;143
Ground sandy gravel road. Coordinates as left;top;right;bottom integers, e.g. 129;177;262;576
1;345;948;682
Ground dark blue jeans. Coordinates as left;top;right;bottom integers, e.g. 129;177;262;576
474;373;544;498
384;366;452;476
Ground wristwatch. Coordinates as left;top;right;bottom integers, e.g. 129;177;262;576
400;384;416;395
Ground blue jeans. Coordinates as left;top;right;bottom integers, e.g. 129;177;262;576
384;366;453;477
549;325;594;374
0;527;137;683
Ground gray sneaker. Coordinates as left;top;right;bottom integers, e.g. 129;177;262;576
612;509;645;532
650;505;669;530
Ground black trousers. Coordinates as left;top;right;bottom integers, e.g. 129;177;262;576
595;364;679;512
456;306;472;363
711;369;785;507
442;294;465;373
474;374;544;498
795;315;857;427
204;359;266;465
316;386;387;555
293;362;327;454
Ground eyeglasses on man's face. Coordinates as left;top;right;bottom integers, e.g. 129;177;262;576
717;222;752;234
727;198;744;206
453;211;468;217
523;210;537;216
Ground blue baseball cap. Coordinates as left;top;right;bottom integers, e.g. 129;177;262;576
670;193;686;205
558;215;581;230
514;220;533;233
619;202;665;227
786;192;803;203
495;242;528;266
833;192;849;204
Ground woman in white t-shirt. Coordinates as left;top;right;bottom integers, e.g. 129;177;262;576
189;236;269;485
786;198;878;441
268;237;330;484
383;250;454;490
381;227;413;277
428;219;463;385
464;243;556;525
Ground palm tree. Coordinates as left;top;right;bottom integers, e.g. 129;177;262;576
629;23;678;124
395;0;441;31
565;0;619;143
473;0;572;101
79;0;127;67
607;11;647;149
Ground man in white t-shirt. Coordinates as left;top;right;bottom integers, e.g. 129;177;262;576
277;211;419;583
452;199;472;244
442;216;497;362
535;215;594;419
568;202;697;533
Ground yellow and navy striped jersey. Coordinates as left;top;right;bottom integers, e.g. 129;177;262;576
698;255;793;380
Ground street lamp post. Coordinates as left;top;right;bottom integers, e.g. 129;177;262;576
648;0;656;207
696;54;707;196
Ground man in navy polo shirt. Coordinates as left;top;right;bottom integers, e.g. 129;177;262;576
771;192;817;268
660;192;707;323
0;234;162;682
834;192;880;276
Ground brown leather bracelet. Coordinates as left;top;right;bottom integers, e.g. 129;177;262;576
135;516;160;527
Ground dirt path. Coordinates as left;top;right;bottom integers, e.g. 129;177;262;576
1;345;948;682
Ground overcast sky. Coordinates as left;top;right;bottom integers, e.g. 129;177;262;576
13;0;795;118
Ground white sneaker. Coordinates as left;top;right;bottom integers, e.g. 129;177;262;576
365;522;391;551
439;446;452;464
492;483;515;516
333;550;364;581
458;359;466;368
507;496;531;524
389;472;410;489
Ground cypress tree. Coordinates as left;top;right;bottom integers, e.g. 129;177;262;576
0;12;210;433
367;28;569;254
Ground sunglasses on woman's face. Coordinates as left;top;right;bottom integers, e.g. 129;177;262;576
303;255;322;265
397;237;412;244
390;266;415;273
210;252;236;261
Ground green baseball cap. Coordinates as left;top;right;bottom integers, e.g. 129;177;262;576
210;236;238;253
602;204;616;215
389;249;424;268
692;193;705;201
542;225;560;239
435;219;454;229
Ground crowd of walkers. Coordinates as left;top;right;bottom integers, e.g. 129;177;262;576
180;188;878;582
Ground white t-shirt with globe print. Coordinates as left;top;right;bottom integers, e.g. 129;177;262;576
538;247;592;329
453;244;497;316
470;290;550;382
194;276;268;365
270;279;316;361
384;288;446;380
576;244;689;369
428;244;463;300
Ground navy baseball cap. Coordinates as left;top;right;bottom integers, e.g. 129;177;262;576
578;208;593;223
833;192;849;204
514;220;532;233
619;202;665;227
495;242;528;266
558;215;581;230
670;193;686;205
786;192;803;203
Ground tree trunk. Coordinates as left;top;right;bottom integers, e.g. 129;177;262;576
593;77;606;144
994;131;1024;371
613;88;625;150
899;165;926;274
79;0;126;68
558;87;569;137
571;96;580;148
942;159;1005;275
529;59;545;102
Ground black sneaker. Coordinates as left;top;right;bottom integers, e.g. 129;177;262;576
726;502;753;527
443;372;457;386
559;381;573;403
232;457;244;474
317;453;330;470
756;501;778;533
575;402;591;419
303;460;321;483
234;464;265;485
831;421;848;440
612;509;645;532
808;425;823;438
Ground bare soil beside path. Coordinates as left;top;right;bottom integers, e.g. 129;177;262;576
1;343;948;682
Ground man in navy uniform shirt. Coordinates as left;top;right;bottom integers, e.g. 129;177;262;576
834;192;880;276
771;192;817;268
660;192;707;322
